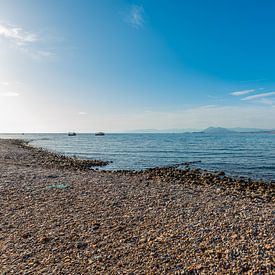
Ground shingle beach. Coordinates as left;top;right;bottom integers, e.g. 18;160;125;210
0;139;274;274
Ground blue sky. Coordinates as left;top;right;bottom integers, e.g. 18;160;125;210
0;0;275;132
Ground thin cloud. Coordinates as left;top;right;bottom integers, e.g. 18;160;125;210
207;95;226;102
0;92;20;97
231;89;255;96
260;98;274;106
0;81;21;97
242;92;275;101
0;21;57;61
22;49;56;61
126;5;145;29
78;111;88;115
36;50;56;58
0;22;37;46
0;81;10;86
0;81;23;87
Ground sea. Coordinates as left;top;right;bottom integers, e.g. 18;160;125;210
1;133;274;181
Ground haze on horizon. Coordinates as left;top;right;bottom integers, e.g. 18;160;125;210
1;0;275;133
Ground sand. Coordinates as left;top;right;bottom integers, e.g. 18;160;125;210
0;139;274;274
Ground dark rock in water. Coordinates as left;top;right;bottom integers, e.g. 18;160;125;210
217;171;225;176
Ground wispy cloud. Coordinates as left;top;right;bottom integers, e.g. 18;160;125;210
0;22;37;46
21;49;57;61
125;5;145;29
242;91;275;101
207;95;226;102
0;21;56;61
0;81;10;86
0;81;21;97
0;92;20;97
260;98;274;106
78;111;88;115
231;89;255;96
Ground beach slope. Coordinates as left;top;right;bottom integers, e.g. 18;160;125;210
0;139;274;274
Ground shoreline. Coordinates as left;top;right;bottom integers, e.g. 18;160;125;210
0;138;274;273
23;137;275;183
12;138;275;197
2;134;274;181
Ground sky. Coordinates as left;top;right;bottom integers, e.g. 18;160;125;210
1;0;275;132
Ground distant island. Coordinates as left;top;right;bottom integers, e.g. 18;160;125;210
202;127;275;134
202;127;235;134
127;127;275;134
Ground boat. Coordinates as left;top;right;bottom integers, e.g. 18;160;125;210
95;132;105;136
68;132;76;136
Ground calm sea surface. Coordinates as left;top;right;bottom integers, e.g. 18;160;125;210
1;133;274;180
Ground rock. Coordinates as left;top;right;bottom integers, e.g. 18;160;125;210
92;223;101;231
76;242;88;249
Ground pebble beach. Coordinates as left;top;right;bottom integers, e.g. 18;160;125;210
0;139;274;274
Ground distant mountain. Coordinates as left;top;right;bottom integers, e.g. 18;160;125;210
231;127;274;133
203;127;236;134
203;127;275;134
127;128;201;133
126;127;275;134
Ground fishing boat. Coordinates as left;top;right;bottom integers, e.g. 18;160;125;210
68;132;77;136
95;132;105;136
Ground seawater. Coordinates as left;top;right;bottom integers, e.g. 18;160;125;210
1;133;274;180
